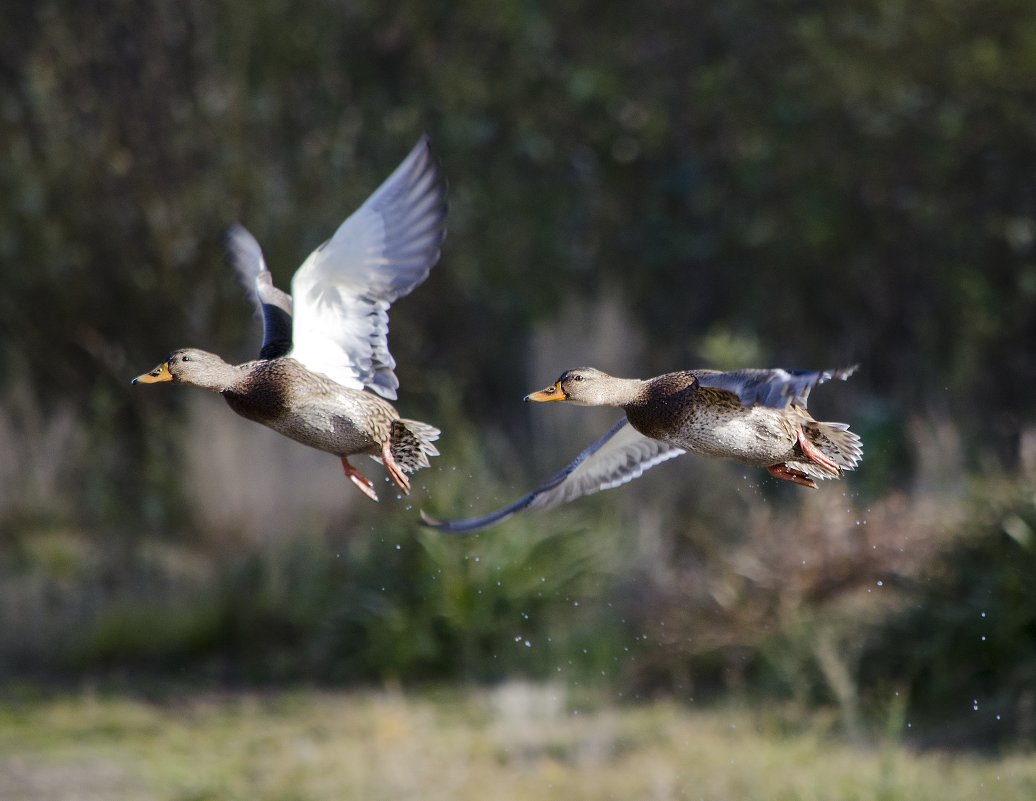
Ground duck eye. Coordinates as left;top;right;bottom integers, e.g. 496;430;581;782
182;354;191;362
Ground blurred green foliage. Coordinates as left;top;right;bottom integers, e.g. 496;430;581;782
861;482;1036;748
48;513;635;687
1;0;1035;750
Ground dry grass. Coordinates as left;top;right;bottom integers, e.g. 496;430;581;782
0;685;1032;801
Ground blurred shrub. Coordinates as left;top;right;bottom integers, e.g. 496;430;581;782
310;520;622;684
859;480;1036;748
53;517;634;685
32;441;638;683
5;418;1036;753
615;487;949;699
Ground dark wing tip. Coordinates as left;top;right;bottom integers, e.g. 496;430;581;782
419;508;491;535
419;509;466;531
418;495;532;535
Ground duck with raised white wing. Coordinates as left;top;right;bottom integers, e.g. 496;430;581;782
134;136;446;502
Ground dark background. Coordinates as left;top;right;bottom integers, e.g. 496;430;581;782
2;0;1034;750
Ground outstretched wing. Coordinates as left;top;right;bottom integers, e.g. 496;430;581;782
225;223;294;360
420;418;685;534
289;136;447;399
695;365;858;409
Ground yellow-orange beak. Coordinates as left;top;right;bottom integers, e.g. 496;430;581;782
524;381;566;402
132;362;173;384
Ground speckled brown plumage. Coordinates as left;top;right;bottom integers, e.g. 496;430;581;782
222;358;400;458
624;371;804;467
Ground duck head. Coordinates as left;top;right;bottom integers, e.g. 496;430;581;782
132;348;235;392
524;367;641;407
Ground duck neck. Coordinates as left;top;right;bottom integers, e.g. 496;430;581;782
589;376;647;408
202;363;244;393
186;356;248;393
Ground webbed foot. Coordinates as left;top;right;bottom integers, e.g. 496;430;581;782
381;440;411;495
767;463;818;489
796;427;841;475
342;457;379;502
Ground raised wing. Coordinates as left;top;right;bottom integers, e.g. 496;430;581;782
225;223;294;360
289;136;447;399
420;418;685;534
695;365;858;409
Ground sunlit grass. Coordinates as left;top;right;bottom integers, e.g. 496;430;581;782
0;687;1032;801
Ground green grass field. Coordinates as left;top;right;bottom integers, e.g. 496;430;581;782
0;686;1032;801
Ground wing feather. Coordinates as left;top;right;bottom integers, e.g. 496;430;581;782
225;223;293;359
695;365;858;408
420;419;685;534
289;136;447;398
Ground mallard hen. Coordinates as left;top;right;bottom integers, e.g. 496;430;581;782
421;365;861;532
134;136;446;502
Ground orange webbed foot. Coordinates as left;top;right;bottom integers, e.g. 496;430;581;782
342;457;379;502
796;427;841;475
381;441;411;495
768;463;818;489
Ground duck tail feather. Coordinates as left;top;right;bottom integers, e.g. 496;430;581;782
799;420;863;478
391;419;441;473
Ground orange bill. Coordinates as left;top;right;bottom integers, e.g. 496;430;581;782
524;382;565;402
132;362;173;384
